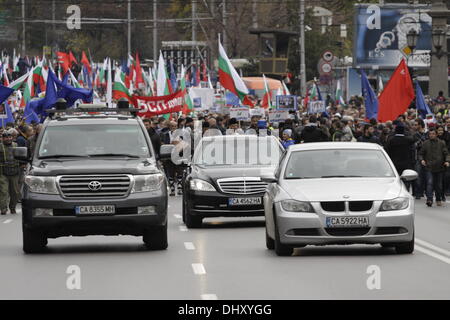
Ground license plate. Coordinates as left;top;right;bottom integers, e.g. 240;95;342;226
75;205;115;215
228;197;262;206
326;216;369;227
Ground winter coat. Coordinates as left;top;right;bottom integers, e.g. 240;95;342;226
419;138;450;173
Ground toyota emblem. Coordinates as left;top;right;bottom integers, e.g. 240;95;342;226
88;181;102;191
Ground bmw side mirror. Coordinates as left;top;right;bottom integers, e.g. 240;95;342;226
400;169;418;182
160;144;175;160
13;147;28;161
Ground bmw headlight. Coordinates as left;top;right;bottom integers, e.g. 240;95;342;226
132;174;164;193
24;176;58;194
281;200;314;212
189;179;216;192
380;197;409;211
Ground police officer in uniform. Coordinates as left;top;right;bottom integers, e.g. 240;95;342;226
0;132;21;214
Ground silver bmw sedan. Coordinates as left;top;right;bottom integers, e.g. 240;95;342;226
263;142;418;256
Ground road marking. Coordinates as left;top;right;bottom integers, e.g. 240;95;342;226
192;263;206;275
184;242;195;250
416;238;450;257
3;219;12;224
179;226;188;232
416;245;450;265
201;294;218;300
174;214;182;219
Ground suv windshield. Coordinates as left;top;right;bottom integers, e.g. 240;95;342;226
284;149;395;179
194;136;283;167
38;124;151;159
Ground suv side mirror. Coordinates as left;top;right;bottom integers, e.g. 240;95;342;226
400;169;418;182
13;147;28;161
160;144;175;160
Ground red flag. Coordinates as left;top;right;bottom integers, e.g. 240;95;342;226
57;52;70;73
135;52;145;89
81;51;91;73
378;59;415;122
69;51;78;66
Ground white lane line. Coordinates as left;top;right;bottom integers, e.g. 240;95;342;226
192;263;206;275
174;214;182;219
416;238;450;257
416;245;450;265
201;294;218;300
3;219;12;224
184;242;195;250
179;226;188;232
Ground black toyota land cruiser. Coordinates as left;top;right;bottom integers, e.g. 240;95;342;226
18;102;170;253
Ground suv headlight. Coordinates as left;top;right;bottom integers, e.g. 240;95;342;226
281;200;314;212
380;197;409;211
24;176;58;194
190;179;216;192
132;174;164;193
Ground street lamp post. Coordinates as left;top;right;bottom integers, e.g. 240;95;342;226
428;0;450;98
406;29;419;81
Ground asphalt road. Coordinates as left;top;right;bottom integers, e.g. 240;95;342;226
0;197;449;300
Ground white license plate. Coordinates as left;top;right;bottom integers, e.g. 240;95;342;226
228;197;262;206
326;216;369;227
75;205;116;215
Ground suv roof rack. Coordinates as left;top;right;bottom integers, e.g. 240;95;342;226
46;105;140;119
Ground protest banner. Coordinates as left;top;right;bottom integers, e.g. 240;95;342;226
230;106;250;121
307;100;326;114
268;109;289;122
276;95;297;110
135;90;185;118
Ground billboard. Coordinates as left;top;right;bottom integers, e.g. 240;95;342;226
353;3;432;69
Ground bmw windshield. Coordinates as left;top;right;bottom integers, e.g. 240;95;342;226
284;149;395;179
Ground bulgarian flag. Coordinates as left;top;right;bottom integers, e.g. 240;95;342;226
8;71;29;90
309;82;322;101
282;81;290;95
156;52;173;96
335;79;345;105
113;67;134;105
69;69;82;88
2;65;9;87
218;41;254;107
180;65;194;115
33;59;48;93
261;74;272;109
20;66;35;108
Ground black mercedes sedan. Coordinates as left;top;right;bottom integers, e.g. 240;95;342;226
182;134;284;228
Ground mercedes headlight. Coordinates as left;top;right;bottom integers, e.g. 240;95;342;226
189;179;216;192
24;176;58;194
132;174;164;193
380;197;409;211
281;200;314;212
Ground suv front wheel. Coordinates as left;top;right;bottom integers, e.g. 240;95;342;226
23;227;47;253
143;223;168;250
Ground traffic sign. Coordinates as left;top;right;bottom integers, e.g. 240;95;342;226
322;50;334;62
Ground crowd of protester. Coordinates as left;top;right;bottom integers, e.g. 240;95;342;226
1;91;449;213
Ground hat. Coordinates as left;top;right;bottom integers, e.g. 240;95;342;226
229;118;238;126
335;113;342;118
283;129;292;137
395;123;405;134
2;131;12;137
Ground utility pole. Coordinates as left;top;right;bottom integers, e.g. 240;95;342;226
222;0;227;52
429;0;450;98
22;0;25;55
299;0;306;96
192;0;196;42
153;0;157;64
128;0;131;55
252;0;258;29
52;0;55;47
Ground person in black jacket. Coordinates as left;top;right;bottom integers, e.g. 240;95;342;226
299;116;327;143
385;124;415;191
357;124;381;144
143;118;162;158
